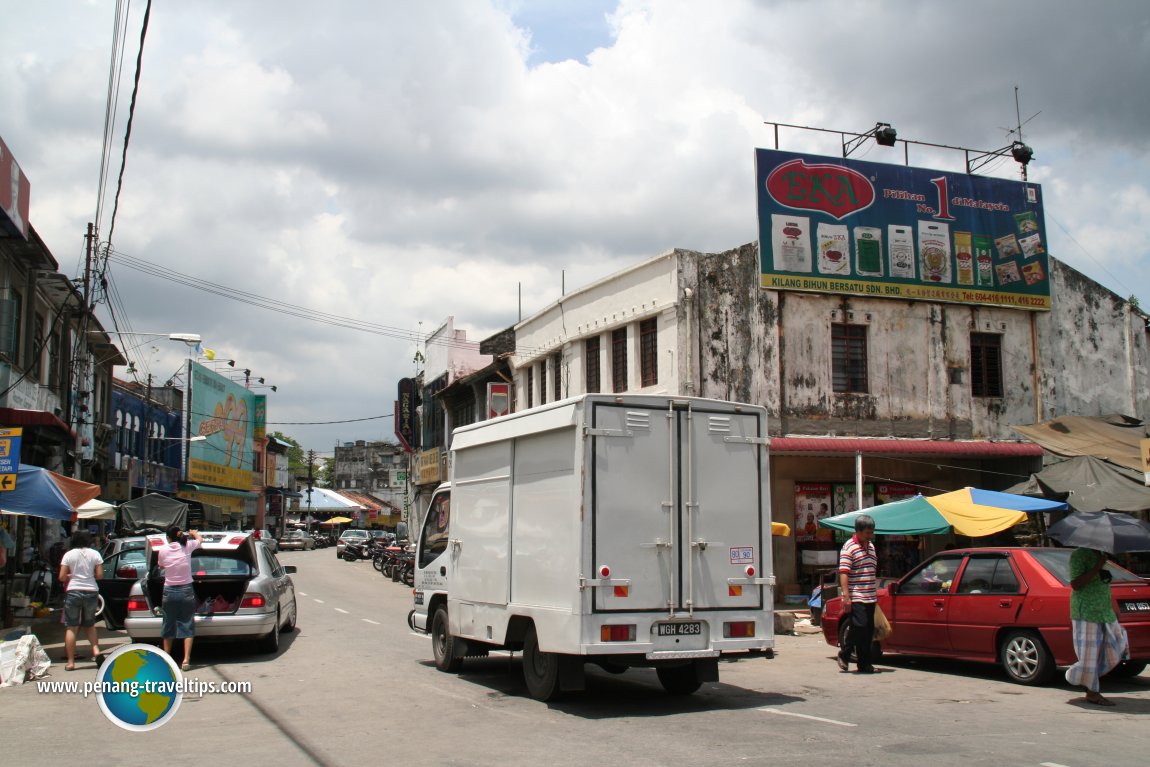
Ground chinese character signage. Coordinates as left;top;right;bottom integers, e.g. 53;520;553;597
756;149;1052;310
188;362;257;491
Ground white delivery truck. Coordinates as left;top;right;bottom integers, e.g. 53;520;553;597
409;394;775;700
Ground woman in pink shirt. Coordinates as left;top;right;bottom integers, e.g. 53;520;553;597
158;526;203;670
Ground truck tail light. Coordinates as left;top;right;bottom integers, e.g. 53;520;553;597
240;593;266;609
127;598;150;613
728;585;743;597
598;565;611;578
745;565;756;577
724;621;755;638
600;624;636;642
613;585;629;597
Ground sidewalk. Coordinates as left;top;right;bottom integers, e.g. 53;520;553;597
4;607;129;667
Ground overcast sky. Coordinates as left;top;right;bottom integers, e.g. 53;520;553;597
3;1;1148;455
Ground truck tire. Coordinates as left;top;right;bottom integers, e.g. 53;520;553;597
522;626;562;702
656;664;702;695
432;606;463;673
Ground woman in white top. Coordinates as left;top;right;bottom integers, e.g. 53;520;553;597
59;530;105;670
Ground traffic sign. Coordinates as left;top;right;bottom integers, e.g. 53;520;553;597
0;427;22;491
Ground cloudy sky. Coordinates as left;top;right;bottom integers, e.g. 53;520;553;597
3;1;1148;455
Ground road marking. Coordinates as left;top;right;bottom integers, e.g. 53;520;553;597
362;618;381;625
1040;763;1072;767
313;599;325;604
298;592;307;597
759;708;857;727
334;608;349;614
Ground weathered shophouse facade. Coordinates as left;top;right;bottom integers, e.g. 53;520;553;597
509;243;1149;596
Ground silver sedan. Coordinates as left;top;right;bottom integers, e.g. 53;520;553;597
123;533;298;654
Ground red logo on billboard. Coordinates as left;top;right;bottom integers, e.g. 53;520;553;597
766;158;875;220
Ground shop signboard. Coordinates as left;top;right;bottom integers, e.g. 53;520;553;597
486;382;510;420
416;447;442;486
396;378;416;452
0;427;22;490
756;148;1052;310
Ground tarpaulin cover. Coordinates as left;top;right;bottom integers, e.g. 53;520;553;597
819;487;1068;537
1013;414;1146;473
1005;455;1150;513
117;492;188;533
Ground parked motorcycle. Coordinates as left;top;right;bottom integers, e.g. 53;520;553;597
342;540;373;562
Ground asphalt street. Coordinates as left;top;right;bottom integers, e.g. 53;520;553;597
4;548;1147;766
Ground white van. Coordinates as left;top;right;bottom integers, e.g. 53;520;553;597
411;394;775;700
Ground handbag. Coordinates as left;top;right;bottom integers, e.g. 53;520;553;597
874;604;893;641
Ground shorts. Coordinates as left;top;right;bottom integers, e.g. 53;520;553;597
64;590;100;628
162;584;196;639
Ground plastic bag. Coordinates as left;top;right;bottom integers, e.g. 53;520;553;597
0;634;52;687
874;605;893;642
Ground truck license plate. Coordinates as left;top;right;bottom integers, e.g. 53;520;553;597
1121;600;1150;613
657;622;702;637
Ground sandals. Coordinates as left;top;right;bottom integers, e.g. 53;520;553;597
180;661;191;672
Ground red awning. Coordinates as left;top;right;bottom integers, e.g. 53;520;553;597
769;437;1043;457
0;407;76;438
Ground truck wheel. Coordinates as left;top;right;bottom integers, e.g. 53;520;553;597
657;664;702;695
432;606;462;673
522;626;562;702
1000;630;1054;685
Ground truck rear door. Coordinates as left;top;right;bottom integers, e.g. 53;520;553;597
590;400;768;614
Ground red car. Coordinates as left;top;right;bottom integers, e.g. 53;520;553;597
821;547;1150;684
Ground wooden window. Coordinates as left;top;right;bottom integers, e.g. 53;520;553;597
639;318;658;387
611;327;628;393
539;360;547;405
525;367;533;408
971;333;1003;397
585;336;601;393
551;352;562;401
831;323;868;394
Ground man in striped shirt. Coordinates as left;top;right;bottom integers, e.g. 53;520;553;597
837;514;878;673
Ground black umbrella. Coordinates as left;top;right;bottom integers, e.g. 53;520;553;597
1046;511;1150;553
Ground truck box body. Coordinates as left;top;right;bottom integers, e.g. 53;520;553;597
412;394;775;697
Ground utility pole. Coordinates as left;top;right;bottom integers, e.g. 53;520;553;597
306;449;315;535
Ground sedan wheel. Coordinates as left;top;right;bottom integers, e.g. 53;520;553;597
258;609;281;653
1000;630;1054;685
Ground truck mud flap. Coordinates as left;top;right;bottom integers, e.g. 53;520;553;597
559;656;586;692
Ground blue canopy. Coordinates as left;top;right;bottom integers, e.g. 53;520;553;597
0;464;98;521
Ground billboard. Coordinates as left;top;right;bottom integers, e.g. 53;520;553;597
756;149;1051;310
188;362;257;491
395;378;417;451
0;135;30;241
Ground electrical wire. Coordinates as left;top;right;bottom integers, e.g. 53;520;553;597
104;0;152;249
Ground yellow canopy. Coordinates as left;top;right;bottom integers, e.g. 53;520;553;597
771;522;791;537
321;516;354;525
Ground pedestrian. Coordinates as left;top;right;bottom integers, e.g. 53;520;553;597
58;530;105;670
837;513;878;673
1065;547;1129;706
158;526;203;671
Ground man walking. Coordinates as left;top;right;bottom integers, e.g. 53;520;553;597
837;514;878;673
